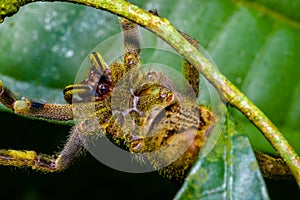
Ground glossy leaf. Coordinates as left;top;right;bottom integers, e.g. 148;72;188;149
174;115;269;200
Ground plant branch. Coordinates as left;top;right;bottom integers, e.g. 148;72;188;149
1;0;300;187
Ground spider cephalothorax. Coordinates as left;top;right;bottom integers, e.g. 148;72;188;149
0;16;214;182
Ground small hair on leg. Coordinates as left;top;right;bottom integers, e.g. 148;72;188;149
54;125;87;171
14;98;74;121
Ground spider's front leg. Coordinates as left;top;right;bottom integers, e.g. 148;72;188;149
0;80;83;171
0;80;73;121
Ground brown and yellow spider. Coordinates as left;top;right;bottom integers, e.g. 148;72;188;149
0;17;214;182
0;16;291;182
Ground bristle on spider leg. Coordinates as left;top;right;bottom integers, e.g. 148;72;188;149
54;123;87;171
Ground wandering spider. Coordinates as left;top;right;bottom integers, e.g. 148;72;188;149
0;16;291;182
0;17;214;182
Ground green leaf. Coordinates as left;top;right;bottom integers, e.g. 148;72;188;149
0;2;119;92
174;115;269;200
206;2;300;155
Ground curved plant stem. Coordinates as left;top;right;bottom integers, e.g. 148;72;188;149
1;0;300;187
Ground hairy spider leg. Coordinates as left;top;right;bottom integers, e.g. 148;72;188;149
0;81;73;121
179;31;200;96
0;80;82;171
120;18;140;72
149;10;200;96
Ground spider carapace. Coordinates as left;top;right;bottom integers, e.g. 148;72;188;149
0;17;214;182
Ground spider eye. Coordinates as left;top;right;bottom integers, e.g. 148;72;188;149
99;84;109;94
94;74;114;100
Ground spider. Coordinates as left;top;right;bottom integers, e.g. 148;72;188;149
0;16;291;182
0;17;214;182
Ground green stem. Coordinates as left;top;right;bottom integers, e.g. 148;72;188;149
1;0;300;187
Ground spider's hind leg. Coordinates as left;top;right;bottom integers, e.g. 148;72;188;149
0;149;57;172
108;18;141;87
179;32;200;96
0;121;88;172
148;10;200;96
120;17;141;72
